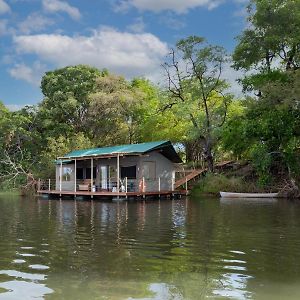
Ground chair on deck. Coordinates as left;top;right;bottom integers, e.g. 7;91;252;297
78;179;93;191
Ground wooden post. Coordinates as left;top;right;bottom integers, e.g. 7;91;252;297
38;178;41;191
74;158;77;193
172;171;175;191
48;179;51;191
185;177;188;193
142;176;145;199
125;177;128;199
59;160;62;192
158;177;161;199
117;154;120;198
91;158;94;199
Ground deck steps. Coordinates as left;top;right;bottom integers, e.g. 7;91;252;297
174;161;233;189
174;169;206;189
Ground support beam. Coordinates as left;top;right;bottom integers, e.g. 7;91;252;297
59;160;62;192
158;177;161;199
185;177;188;192
142;176;145;199
117;154;120;198
74;158;77;193
172;171;175;191
91;158;94;198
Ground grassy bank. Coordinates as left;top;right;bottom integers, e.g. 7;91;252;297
192;173;264;196
0;190;21;196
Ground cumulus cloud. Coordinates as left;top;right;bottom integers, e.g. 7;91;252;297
115;0;223;14
221;61;244;97
0;0;10;14
5;104;26;112
126;17;145;33
9;61;47;86
0;19;8;35
42;0;81;20
13;27;169;79
160;14;185;30
18;13;54;34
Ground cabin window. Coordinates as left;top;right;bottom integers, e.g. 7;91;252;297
121;165;136;179
62;167;72;181
142;162;156;180
85;167;97;179
109;166;116;180
76;168;84;180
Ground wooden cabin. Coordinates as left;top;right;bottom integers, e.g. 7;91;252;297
38;141;185;199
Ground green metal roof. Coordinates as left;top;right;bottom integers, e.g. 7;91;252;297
60;140;182;163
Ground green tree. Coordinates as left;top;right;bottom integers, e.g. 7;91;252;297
163;36;232;170
0;105;42;187
222;71;300;186
131;78;188;143
39;65;104;136
233;0;300;92
86;74;141;145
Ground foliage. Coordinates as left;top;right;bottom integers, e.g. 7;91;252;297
192;173;258;195
221;70;300;185
39;65;103;136
0;66;188;187
163;36;233;170
1;12;300;192
38;133;95;179
233;0;300;92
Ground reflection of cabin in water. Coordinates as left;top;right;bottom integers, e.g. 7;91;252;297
38;141;187;199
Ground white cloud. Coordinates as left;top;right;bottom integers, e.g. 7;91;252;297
0;19;14;36
0;19;8;35
9;61;47;86
126;17;145;33
221;61;244;97
5;104;26;111
160;14;185;30
13;27;169;79
115;0;223;14
42;0;81;20
0;0;10;14
18;13;54;34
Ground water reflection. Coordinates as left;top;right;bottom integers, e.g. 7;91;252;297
0;280;53;300
0;196;300;299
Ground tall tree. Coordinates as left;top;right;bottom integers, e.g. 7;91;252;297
163;36;232;170
86;74;142;145
233;0;300;92
39;65;104;136
0;105;42;187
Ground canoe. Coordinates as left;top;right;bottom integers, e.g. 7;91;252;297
220;191;279;198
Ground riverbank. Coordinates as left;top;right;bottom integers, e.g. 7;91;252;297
0;190;20;197
191;162;300;198
192;173;262;197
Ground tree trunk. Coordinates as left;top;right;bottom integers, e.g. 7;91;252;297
205;137;214;172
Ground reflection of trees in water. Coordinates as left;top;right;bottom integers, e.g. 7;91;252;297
2;197;300;299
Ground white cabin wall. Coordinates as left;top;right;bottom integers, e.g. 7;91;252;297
55;164;75;191
55;152;176;192
137;152;175;191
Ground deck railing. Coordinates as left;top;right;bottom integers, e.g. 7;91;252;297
38;177;177;193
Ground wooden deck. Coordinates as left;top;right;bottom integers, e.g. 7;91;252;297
37;189;188;199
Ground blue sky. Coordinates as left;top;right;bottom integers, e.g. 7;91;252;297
0;0;248;110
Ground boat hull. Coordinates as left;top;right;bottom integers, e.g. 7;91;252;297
220;192;279;198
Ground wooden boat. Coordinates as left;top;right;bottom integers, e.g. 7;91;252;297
220;191;279;198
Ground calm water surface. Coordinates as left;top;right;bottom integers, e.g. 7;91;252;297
0;195;300;299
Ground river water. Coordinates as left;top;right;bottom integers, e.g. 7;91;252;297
0;195;300;299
